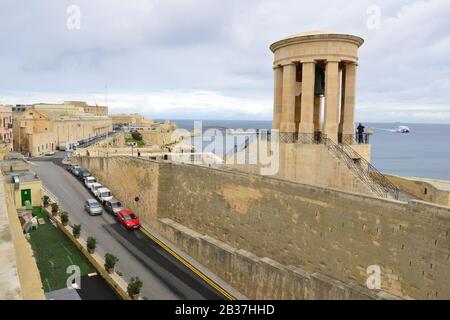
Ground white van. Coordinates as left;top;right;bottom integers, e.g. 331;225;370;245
84;176;97;189
97;188;113;203
90;183;103;197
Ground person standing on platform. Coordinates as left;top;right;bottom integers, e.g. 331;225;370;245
357;123;365;144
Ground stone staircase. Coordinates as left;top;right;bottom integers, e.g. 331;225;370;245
322;137;403;200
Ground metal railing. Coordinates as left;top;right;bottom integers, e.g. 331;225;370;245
338;133;372;144
225;136;254;160
323;137;400;199
219;129;400;199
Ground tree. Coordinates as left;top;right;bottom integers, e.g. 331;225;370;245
131;132;143;141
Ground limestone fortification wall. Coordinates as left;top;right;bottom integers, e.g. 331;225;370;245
385;174;450;207
77;156;450;299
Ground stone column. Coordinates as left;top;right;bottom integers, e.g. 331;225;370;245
323;60;340;142
280;63;297;141
272;66;283;130
313;95;322;133
339;62;357;144
298;61;315;141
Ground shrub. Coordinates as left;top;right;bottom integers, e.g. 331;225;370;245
72;224;81;237
127;277;143;297
42;195;50;207
104;253;119;270
61;212;69;224
87;237;97;250
51;203;59;215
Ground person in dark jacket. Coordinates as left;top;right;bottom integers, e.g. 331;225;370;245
357;123;365;144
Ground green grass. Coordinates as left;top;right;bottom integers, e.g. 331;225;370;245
28;208;96;293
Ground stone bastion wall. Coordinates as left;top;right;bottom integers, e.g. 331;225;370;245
76;156;450;300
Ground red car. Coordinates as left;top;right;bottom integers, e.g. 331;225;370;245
116;209;141;230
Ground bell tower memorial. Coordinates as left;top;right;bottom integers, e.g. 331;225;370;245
270;31;364;144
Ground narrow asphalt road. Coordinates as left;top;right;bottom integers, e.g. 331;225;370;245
31;160;225;300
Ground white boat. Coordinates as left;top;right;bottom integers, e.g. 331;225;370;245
396;125;410;133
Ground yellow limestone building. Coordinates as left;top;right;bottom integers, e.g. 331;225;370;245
110;113;146;126
231;31;399;199
13;102;112;156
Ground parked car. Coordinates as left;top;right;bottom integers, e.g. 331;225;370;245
97;188;113;204
77;169;92;181
90;183;103;197
104;199;124;215
67;164;78;172
84;176;97;189
84;199;103;216
71;165;82;176
45;151;55;156
116;209;141;230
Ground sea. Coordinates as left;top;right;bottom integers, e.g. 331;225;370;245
165;120;450;181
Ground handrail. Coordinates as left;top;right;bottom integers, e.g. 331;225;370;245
178;128;400;199
339;142;400;199
225;136;254;160
322;137;400;199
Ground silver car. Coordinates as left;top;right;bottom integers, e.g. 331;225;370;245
84;199;103;216
104;199;124;215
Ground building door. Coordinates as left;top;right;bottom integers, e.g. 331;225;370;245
21;189;32;206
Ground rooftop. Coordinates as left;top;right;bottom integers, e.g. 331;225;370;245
270;30;364;52
4;170;40;183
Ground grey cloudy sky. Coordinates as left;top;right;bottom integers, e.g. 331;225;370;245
1;0;449;123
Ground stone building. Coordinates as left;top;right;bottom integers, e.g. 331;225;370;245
110;113;146;126
0;105;13;152
13;103;112;156
67;101;108;116
127;121;178;146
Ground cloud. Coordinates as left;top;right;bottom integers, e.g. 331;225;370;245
0;0;449;122
0;90;271;120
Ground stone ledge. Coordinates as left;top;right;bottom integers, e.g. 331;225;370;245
157;217;404;300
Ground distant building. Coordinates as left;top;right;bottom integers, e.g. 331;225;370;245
13;102;112;156
125;120;178;146
110;113;146;126
0;105;13;152
64;101;108;116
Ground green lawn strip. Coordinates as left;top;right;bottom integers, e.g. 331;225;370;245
28;208;96;292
